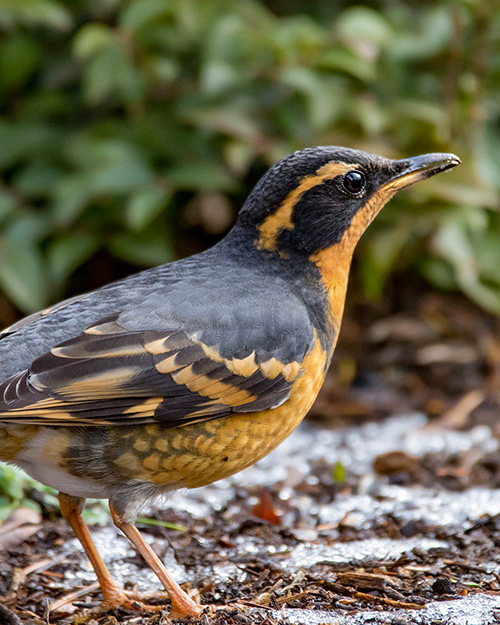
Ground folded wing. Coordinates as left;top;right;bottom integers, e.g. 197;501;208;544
0;313;308;428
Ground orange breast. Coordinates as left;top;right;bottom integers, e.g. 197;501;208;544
110;337;328;489
0;339;328;496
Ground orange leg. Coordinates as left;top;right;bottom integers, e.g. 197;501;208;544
58;492;129;610
109;502;202;618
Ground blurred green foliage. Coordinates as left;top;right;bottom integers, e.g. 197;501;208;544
0;0;499;317
0;463;49;521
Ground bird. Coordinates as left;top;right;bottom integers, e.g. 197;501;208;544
0;146;459;618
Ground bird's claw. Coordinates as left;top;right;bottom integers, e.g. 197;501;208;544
70;588;203;623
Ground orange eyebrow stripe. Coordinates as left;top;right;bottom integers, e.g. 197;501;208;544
256;161;356;251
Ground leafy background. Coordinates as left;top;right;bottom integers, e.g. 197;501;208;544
0;0;499;324
0;0;499;515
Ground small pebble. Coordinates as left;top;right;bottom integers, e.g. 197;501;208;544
432;577;455;595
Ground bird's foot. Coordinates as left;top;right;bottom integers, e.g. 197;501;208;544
125;588;204;618
70;593;153;624
68;587;203;623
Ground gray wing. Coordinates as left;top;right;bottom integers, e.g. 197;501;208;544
0;307;313;428
0;257;315;428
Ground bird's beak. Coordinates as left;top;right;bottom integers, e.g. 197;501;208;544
385;152;461;192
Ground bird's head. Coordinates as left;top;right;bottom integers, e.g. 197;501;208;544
233;146;460;339
238;146;460;257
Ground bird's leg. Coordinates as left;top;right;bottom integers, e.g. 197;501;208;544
109;502;203;618
58;492;129;609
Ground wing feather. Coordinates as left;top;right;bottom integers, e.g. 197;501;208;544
0;313;309;429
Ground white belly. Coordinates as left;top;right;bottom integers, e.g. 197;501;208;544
14;429;110;499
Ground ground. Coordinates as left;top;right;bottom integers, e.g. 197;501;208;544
2;288;500;624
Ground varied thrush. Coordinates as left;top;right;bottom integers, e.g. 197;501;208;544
0;147;459;618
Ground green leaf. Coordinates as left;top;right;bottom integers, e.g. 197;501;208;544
148;56;179;83
136;516;187;531
182;107;261;142
0;189;17;223
5;212;50;242
0;497;16;522
0;122;54;170
319;49;376;82
279;67;340;129
389;6;453;61
433;221;478;285
14;162;63;197
46;233;98;286
73;23;114;59
390;99;447;127
271;15;324;61
0;236;49;313
168;162;236;191
200;60;240;95
0;33;40;91
82;46;145;105
81;502;110;526
126;185;171;231
108;231;174;267
419;256;457;292
332;460;346;483
51;175;91;226
359;225;411;299
429;183;499;211
0;0;72;30
52;139;154;224
84;142;152;194
0;464;24;500
336;7;393;58
432;221;500;314
472;230;500;285
0;462;58;520
120;0;173;33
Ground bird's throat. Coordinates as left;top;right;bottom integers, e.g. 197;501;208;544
310;242;353;355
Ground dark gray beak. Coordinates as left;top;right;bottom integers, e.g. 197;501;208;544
386;152;461;191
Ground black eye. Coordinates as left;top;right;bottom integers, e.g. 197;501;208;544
342;170;366;195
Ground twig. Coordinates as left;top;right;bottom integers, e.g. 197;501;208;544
48;581;100;612
351;590;425;609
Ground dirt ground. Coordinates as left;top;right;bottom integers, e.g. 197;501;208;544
2;288;500;624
